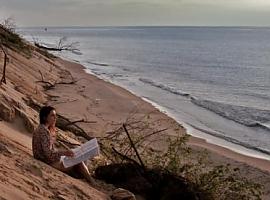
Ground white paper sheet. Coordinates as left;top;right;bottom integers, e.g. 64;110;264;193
61;138;99;168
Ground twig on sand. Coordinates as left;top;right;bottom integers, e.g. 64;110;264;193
66;119;97;127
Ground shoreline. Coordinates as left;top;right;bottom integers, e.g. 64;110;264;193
64;56;270;163
141;96;270;161
56;57;270;173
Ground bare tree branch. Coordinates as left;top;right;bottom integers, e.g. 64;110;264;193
56;114;93;141
35;80;56;90
36;70;77;91
38;70;44;81
123;124;146;171
112;147;141;167
0;44;8;84
66;119;97;127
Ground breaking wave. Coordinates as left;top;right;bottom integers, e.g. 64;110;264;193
139;78;190;97
139;78;270;132
191;99;270;131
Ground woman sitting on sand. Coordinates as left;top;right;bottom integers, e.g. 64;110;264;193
32;106;95;184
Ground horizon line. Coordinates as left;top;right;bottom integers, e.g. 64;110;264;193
18;25;270;29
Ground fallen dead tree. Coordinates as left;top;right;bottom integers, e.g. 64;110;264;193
34;36;79;52
56;114;93;141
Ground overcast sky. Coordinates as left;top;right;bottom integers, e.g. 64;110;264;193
1;0;270;27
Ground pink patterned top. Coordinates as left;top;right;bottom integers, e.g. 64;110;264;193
32;124;62;164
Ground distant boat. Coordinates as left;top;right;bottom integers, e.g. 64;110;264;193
44;28;47;31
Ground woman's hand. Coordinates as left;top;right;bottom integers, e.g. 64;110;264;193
63;150;74;157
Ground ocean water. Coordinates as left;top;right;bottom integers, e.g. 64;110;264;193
19;27;270;159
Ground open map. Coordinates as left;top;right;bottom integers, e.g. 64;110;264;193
61;138;100;168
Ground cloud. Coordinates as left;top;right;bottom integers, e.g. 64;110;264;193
1;0;270;26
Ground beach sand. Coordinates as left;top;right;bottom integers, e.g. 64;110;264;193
0;47;270;199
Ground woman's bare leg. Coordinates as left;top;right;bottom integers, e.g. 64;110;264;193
52;161;95;185
51;161;73;172
77;162;95;185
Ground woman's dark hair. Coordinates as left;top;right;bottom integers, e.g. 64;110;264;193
39;106;55;124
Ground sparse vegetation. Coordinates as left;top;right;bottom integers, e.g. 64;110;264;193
36;47;56;59
98;113;263;200
0;18;31;56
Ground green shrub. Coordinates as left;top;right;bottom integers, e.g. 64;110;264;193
100;115;263;200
